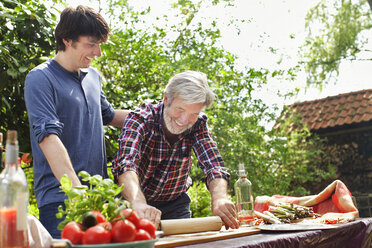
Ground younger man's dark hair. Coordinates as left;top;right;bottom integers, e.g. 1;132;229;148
55;5;110;51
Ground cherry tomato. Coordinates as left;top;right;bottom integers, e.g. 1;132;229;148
137;219;156;239
135;229;152;241
116;208;140;227
61;221;84;245
111;219;136;243
82;225;111;244
90;210;106;224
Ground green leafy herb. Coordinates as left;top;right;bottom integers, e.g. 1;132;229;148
56;171;130;230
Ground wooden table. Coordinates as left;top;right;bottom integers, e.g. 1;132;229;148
156;218;372;248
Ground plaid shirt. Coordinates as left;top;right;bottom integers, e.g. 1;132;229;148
112;101;230;202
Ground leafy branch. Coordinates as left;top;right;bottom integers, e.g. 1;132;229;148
56;171;130;230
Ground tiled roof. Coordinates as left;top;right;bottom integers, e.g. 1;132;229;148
288;89;372;131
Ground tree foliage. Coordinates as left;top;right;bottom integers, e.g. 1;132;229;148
0;0;337;217
300;0;372;89
95;0;336;200
0;0;57;152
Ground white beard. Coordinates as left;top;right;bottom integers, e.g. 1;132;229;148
163;106;193;135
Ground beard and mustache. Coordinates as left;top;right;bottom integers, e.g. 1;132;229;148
163;105;194;135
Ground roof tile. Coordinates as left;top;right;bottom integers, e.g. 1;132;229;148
367;104;372;113
340;109;348;117
345;116;353;125
352;114;361;123
353;100;360;109
313;121;323;130
339;96;347;104
329;111;338;119
283;89;372;131
335;117;345;126
362;113;372;122
327;119;336;128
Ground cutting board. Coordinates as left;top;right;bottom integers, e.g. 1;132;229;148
155;226;260;248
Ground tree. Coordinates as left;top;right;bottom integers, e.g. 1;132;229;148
95;0;260;159
0;0;57;152
300;0;372;89
0;0;337;217
95;0;335;198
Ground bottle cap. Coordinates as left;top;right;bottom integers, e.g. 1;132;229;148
238;163;246;177
6;130;18;145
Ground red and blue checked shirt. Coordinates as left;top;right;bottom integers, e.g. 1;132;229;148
111;101;230;202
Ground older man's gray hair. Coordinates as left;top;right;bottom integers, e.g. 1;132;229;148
164;70;215;109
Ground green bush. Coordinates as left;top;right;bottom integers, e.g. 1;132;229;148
188;180;212;218
0;0;57;153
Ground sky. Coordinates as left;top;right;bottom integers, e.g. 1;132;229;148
212;0;371;107
63;0;371;110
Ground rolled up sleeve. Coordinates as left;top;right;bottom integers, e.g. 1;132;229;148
33;119;64;143
100;88;115;125
192;116;230;186
25;70;64;143
111;113;145;182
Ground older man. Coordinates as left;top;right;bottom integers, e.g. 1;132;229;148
112;71;238;229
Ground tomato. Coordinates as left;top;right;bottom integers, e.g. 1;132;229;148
21;153;32;164
90;210;106;224
98;221;112;231
116;208;140;227
134;229;152;241
61;221;84;245
111;219;136;243
137;219;156;239
82;225;111;245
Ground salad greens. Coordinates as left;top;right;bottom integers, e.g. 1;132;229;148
56;171;130;230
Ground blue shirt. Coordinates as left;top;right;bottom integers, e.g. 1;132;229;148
24;59;115;208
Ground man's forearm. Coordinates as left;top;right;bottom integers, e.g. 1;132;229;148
118;170;147;205
208;178;239;229
209;178;229;202
39;134;81;187
109;109;130;127
118;171;162;227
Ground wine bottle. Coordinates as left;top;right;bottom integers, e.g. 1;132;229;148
0;130;29;248
234;163;254;225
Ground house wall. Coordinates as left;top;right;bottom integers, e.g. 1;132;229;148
316;128;372;217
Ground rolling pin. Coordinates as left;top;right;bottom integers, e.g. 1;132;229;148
160;216;223;236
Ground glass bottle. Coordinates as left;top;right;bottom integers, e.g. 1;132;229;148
0;130;29;248
234;163;254;225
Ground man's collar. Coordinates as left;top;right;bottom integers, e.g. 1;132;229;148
51;58;88;81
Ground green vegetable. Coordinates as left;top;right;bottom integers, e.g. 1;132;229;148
56;171;130;230
266;202;316;223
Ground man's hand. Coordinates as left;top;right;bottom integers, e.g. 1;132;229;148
118;171;162;228
132;202;162;229
211;198;239;229
209;178;239;229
